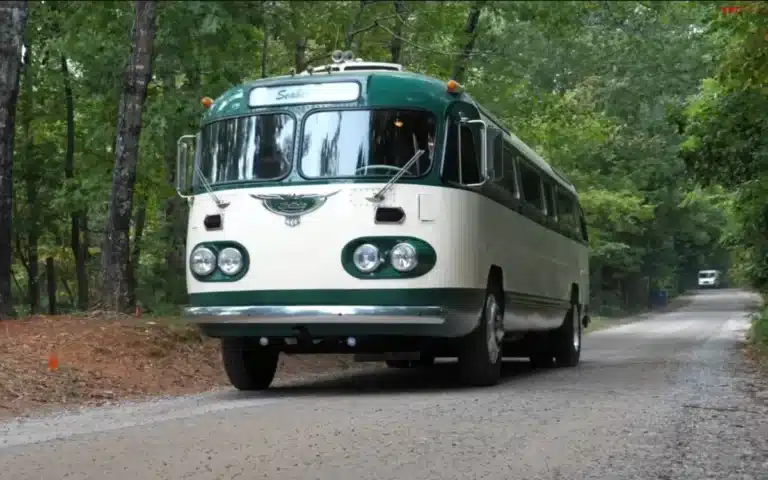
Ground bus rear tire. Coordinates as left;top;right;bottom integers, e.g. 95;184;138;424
527;304;581;368
552;304;581;367
457;286;504;387
221;337;279;391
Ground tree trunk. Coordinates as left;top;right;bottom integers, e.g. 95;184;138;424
290;6;308;73
452;1;486;84
45;257;56;315
261;10;269;78
160;69;195;306
344;1;368;51
81;213;91;302
100;0;157;313
389;0;407;64
162;136;189;305
126;198;146;308
0;1;28;320
21;42;39;314
61;54;88;311
294;37;308;73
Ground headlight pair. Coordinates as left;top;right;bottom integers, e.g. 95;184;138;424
352;242;418;273
190;246;244;277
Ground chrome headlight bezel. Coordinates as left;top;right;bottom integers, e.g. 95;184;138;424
389;242;418;272
352;243;383;273
189;246;217;276
217;247;244;276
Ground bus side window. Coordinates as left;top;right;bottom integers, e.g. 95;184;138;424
577;205;589;242
555;188;576;233
489;130;504;181
518;160;544;211
459;124;481;184
502;143;518;197
543;181;556;218
443;120;480;185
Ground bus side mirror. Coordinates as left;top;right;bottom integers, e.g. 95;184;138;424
176;134;197;197
464;118;489;180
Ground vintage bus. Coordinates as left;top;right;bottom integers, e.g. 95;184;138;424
176;52;590;390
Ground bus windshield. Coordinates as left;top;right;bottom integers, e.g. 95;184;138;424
299;109;436;178
198;113;294;185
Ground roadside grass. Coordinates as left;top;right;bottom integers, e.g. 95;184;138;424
586;315;608;331
747;302;768;369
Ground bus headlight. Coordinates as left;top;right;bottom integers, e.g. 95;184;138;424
390;242;418;272
352;244;382;273
190;247;216;276
217;247;244;276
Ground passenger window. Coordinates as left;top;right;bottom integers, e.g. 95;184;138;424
555;189;576;232
502;144;518;196
518;160;543;210
577;204;589;242
489;130;504;181
443;121;481;185
543;181;556;218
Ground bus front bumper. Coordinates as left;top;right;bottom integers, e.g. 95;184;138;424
183;305;480;339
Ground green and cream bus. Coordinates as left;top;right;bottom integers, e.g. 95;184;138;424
177;52;590;390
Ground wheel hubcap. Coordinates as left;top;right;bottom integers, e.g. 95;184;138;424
572;306;580;352
485;295;504;363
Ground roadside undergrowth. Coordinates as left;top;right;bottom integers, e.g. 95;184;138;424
747;298;768;370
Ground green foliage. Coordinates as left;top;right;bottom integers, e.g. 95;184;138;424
8;0;738;316
750;301;768;352
680;1;768;291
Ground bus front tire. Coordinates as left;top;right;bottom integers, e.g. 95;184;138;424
221;337;279;391
457;287;505;387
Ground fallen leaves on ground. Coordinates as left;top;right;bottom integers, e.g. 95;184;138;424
0;315;359;419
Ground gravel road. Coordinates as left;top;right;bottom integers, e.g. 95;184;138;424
1;289;766;480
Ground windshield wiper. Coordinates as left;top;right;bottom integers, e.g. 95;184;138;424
194;164;230;209
366;149;425;203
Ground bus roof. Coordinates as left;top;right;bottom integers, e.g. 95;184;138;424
202;69;576;194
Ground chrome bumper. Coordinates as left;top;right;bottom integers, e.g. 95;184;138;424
183;305;447;325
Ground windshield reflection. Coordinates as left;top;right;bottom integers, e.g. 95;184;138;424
300;109;436;178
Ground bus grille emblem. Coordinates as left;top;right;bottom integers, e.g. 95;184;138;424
249;191;340;227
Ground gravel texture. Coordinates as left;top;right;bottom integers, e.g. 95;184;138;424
0;289;765;480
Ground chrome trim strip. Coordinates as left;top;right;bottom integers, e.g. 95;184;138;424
184;305;447;325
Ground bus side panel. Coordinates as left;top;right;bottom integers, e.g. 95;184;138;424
453;189;585;331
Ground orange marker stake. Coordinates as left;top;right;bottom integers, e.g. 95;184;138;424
48;353;59;372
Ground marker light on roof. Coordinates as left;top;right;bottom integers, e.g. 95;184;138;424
446;80;463;94
201;96;214;109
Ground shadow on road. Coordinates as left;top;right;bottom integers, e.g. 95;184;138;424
217;359;541;400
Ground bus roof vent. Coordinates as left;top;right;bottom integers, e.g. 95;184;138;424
304;50;404;75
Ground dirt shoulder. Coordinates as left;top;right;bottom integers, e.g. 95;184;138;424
0;294;705;420
0;315;363;420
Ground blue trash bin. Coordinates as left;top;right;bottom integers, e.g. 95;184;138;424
650;289;669;308
658;289;668;307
